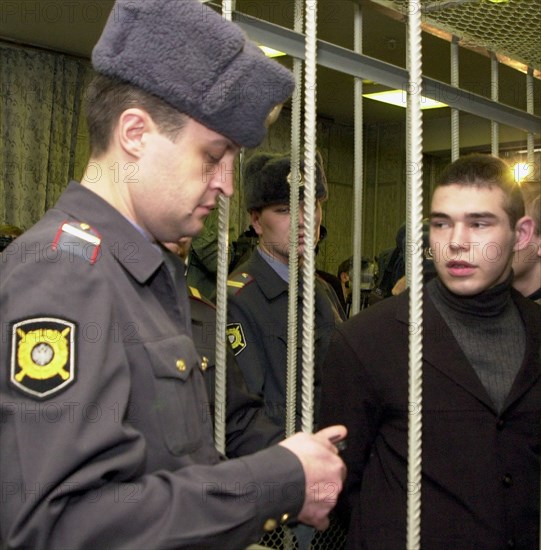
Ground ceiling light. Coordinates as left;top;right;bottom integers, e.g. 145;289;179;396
259;46;286;58
513;163;534;183
363;90;448;110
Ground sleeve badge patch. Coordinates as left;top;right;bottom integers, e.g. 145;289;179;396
10;318;76;399
226;323;246;356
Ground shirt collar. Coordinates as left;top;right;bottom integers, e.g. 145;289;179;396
257;246;289;283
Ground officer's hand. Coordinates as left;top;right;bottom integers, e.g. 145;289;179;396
278;425;347;530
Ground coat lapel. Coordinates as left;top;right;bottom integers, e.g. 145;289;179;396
396;290;496;411
248;250;289;301
502;290;541;411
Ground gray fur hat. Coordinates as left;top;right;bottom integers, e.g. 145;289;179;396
92;0;295;148
244;153;328;211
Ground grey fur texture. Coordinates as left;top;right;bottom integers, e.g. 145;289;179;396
92;0;295;147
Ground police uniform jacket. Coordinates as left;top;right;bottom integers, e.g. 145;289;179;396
188;290;282;457
0;182;305;550
227;248;345;435
320;287;541;549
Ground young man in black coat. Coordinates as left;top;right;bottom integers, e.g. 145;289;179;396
321;154;540;549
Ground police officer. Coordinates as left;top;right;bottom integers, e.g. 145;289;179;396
227;153;346;436
187;285;283;457
0;2;346;548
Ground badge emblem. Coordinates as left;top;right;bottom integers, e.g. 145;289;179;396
11;318;76;399
226;323;247;356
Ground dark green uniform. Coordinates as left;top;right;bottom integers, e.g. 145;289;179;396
226;248;345;436
188;287;282;457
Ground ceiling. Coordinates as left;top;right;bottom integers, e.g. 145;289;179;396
0;0;539;134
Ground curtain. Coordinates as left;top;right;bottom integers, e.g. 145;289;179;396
0;42;94;231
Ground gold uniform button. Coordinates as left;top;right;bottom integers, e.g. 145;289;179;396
280;513;289;524
201;356;209;372
176;359;186;372
263;518;278;532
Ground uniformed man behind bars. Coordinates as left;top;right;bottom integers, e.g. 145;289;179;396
226;153;346;437
0;1;346;548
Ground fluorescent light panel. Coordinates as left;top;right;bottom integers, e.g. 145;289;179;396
363;90;448;110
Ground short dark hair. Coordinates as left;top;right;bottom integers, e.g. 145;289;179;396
85;74;188;157
437;154;524;228
337;258;352;278
0;224;23;253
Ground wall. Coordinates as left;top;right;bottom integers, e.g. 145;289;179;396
3;42;535;278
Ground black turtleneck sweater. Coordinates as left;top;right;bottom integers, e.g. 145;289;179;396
427;275;526;413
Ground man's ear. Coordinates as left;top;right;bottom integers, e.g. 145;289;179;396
250;210;263;236
115;108;153;158
513;216;535;252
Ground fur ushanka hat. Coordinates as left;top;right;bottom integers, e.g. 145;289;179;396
92;0;295;148
244;153;328;211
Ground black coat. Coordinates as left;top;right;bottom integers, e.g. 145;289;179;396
321;287;541;549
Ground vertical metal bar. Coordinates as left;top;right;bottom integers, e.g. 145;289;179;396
286;0;304;438
491;52;499;157
301;0;318;434
526;67;535;173
451;36;460;161
351;2;364;316
213;0;235;454
406;0;425;547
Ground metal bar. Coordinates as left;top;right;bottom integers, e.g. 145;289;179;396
286;0;303;439
301;0;318;435
212;0;237;455
405;1;425;546
351;2;363;316
491;52;499;156
232;12;541;135
450;36;460;161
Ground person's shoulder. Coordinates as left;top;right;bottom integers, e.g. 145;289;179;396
188;286;216;321
512;287;541;319
2;212;105;274
341;293;405;335
315;271;340;296
316;270;340;288
227;269;256;298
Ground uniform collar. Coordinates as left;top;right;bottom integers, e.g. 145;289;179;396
55;181;163;284
257;246;290;283
247;248;315;302
245;248;290;300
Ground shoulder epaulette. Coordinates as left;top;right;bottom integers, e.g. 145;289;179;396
52;221;101;265
188;286;215;308
227;272;254;295
188;286;202;299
